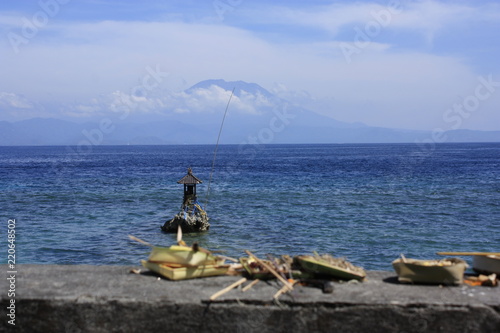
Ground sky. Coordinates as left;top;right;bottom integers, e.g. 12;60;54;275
0;0;499;131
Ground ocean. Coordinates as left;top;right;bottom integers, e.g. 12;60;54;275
1;143;499;271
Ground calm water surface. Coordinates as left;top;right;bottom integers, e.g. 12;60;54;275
1;143;499;270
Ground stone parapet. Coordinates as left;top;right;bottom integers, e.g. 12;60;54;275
1;265;499;332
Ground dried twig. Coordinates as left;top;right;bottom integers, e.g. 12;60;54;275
245;250;293;291
242;279;260;292
218;255;239;263
273;284;291;299
210;277;247;301
128;235;153;247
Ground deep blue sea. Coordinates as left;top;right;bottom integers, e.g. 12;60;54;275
1;143;499;271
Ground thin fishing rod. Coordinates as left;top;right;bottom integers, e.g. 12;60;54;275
204;86;235;210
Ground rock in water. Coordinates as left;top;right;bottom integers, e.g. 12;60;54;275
161;210;210;233
161;167;210;233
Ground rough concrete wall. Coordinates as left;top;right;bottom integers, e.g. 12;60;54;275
1;265;499;333
4;300;500;333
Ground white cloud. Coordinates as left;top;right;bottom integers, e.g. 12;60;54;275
0;92;34;109
0;19;279;100
0;2;498;130
0;13;24;27
259;1;500;40
64;83;275;119
281;2;386;36
0;91;57;121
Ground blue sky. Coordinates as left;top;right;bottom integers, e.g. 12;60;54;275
1;0;499;131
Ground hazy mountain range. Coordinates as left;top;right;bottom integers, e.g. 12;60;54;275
1;79;500;146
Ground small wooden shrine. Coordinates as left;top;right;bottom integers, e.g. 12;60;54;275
161;168;210;233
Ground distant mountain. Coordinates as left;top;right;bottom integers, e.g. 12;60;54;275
185;79;369;131
0;118;83;145
1;79;500;145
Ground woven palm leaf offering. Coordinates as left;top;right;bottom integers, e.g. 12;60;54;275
294;253;366;281
240;254;309;280
129;232;232;281
240;256;278;280
392;254;468;285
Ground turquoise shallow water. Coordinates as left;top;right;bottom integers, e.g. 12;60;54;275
1;143;499;270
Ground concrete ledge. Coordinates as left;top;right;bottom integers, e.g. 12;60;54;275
1;264;499;332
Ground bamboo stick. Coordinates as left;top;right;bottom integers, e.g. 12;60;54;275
245;250;294;291
242;279;260;292
177;224;182;242
209;278;247;301
177;225;187;246
218;255;239;263
273;284;290;299
128;235;153;247
436;252;500;256
400;253;407;263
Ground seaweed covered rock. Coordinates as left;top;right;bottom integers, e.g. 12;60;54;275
161;209;209;233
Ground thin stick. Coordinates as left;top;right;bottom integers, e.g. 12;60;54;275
128;235;153;247
245;250;293;291
242;279;260;292
273;284;290;299
177;224;182;243
205;87;235;211
210;277;247;301
176;225;187;246
437;252;500;256
218;255;239;263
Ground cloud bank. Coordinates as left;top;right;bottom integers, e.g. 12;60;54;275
0;1;499;130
